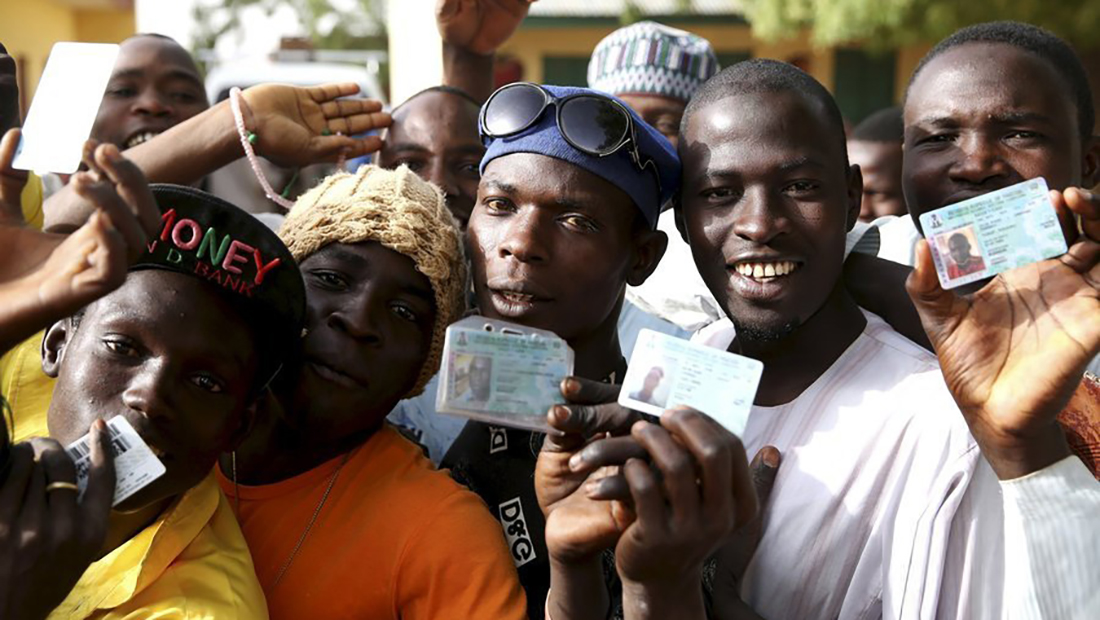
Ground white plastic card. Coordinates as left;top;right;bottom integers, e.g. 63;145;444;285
13;42;120;174
437;317;574;432
65;416;166;507
619;329;763;437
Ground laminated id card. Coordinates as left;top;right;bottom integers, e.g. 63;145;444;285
920;177;1067;290
65;416;166;507
13;42;120;174
437;317;574;432
619;329;763;437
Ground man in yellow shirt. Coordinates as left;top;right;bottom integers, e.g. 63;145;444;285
21;182;305;619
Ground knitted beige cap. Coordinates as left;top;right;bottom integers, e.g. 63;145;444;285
279;165;467;397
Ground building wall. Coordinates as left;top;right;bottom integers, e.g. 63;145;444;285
0;2;135;114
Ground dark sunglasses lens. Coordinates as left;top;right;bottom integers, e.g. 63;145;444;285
559;96;629;154
484;85;546;136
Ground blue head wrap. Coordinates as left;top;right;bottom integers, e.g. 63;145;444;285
479;85;680;229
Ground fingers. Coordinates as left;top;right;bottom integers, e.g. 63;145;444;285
307;82;362;103
322;110;392;139
0;127;28;220
562;376;622;405
569;435;648;474
624;457;666;533
748;446;780;513
71;211;128;295
16;452;46;542
0;443;35;526
79;419;116;545
70;172;148;262
319;98;384;119
659;408;738;521
91;144;159;239
631;421;699;526
35;439;78;543
1064;187;1100;243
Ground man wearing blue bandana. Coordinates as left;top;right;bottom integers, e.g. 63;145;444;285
439;83;678;620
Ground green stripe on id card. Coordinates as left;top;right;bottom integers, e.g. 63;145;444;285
919;178;1067;290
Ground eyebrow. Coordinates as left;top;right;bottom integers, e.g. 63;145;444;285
777;156;825;172
912;111;1052;128
111;67;204;88
322;248;435;302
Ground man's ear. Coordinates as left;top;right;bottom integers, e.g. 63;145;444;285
845;164;864;232
1082;134;1099;189
673;195;690;244
627;228;668;287
41;318;73;378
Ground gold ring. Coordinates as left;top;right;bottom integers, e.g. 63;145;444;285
46;481;80;493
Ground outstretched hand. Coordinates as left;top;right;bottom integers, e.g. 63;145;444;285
436;0;535;55
0;133;158;351
907;187;1100;479
239;82;391;168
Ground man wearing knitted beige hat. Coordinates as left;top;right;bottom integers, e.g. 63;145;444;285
216;165;527;619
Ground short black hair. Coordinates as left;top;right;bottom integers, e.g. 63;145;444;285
394;85;480;114
681;58;848;167
851;106;903;143
907;21;1094;140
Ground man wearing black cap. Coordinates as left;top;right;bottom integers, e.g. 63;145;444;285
16;183;304;619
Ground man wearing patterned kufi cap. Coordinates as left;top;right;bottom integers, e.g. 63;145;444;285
588;20;719;147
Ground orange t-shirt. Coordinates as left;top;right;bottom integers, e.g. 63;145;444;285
217;425;526;620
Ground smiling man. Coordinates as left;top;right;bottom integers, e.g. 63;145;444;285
91;34;208;151
31;184;304;619
677;58;1099;619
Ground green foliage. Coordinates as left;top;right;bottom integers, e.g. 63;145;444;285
741;0;1100;48
190;0;388;56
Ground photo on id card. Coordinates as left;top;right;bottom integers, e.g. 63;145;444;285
437;317;574;432
919;177;1067;290
619;329;763;437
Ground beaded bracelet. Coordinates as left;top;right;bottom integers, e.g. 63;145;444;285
228;87;349;211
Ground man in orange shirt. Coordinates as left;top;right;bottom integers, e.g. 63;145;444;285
218;165;526;619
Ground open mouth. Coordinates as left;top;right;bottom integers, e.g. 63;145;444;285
498;291;537;304
125;131;161;149
732;260;802;283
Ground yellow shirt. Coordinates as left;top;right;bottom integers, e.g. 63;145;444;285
0;330;51;442
22;171;44;229
50;472;270;620
1;334;269;619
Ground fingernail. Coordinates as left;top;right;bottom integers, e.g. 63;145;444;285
93;418;106;431
569;453;583;471
563;378;579;394
584;480;601;496
550;405;569;422
763;450;779;468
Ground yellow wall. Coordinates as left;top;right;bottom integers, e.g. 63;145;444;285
504;22;930;102
0;1;135;115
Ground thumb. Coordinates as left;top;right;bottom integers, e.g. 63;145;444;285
748;445;780;510
0;127;28;222
79;419;117;544
905;239;959;346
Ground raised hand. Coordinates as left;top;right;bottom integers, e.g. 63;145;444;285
0;134;158;351
907;187;1100;479
610;408;757;620
0;421;116;620
239;82;391;167
436;0;535;55
0;127;28;224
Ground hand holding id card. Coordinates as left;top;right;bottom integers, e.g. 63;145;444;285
919;178;1067;290
437;317;574;432
64;416;166;507
619;330;763;437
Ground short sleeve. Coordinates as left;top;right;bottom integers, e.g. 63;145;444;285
394;488;528;620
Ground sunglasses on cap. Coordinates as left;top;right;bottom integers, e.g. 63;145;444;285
479;82;662;194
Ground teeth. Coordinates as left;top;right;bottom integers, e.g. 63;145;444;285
735;261;799;279
501;291;534;303
125;131;159;149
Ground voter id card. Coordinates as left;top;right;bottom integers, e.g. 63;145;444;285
65;416;166;507
619;329;763;437
437;317;574;432
919;178;1067;290
13;42;120;174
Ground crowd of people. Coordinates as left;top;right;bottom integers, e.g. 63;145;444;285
1;1;1098;618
